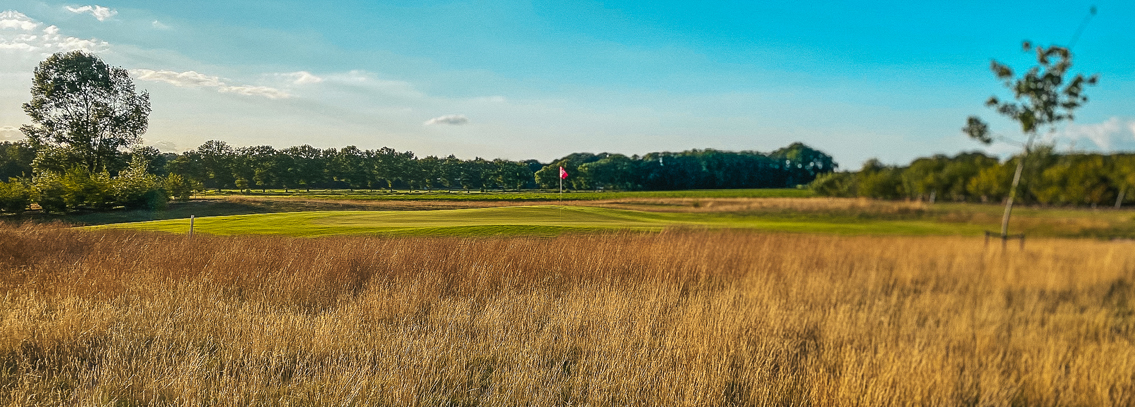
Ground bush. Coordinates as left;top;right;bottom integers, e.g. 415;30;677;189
33;168;116;212
115;157;168;210
809;172;856;197
165;173;195;202
33;171;70;213
0;178;32;214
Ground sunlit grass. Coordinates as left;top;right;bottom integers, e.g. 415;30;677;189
88;205;993;237
196;187;816;201
3;223;1134;405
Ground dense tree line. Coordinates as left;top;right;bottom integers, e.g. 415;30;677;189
810;149;1135;207
0;139;835;213
535;143;834;191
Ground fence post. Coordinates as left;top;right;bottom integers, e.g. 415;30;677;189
189;215;194;238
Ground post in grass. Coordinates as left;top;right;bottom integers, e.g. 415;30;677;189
189;215;195;237
559;166;568;200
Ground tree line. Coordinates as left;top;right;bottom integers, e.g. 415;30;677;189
810;148;1135;207
0;139;836;213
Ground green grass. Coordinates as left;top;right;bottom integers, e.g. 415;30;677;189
195;188;815;201
89;205;993;237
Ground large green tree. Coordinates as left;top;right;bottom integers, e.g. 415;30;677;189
963;42;1097;237
21;51;151;173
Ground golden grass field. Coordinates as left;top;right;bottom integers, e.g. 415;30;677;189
2;222;1135;406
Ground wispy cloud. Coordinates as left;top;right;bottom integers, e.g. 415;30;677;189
220;85;290;99
132;69;225;87
1050;117;1135;151
151;20;170;30
323;70;424;99
132;69;291;99
424;114;469;126
279;71;322;85
65;5;117;21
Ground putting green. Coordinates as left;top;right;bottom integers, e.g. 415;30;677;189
87;205;991;237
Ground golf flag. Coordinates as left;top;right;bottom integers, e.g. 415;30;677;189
559;166;568;179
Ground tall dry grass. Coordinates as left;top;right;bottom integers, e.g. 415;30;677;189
2;223;1134;406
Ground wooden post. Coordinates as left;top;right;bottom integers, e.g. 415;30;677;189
189;215;195;237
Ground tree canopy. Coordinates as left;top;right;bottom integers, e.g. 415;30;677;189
21;51;151;173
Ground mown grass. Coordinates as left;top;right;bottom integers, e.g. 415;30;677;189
90;200;1135;239
194;187;815;201
3;223;1135;405
89;205;996;237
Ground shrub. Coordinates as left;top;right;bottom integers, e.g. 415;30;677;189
0;178;32;214
34;168;116;212
809;172;856;197
165;173;194;202
114;157;168;210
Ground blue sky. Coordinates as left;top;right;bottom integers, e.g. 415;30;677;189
1;0;1132;168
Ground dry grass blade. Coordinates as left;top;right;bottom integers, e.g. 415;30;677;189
1;223;1134;405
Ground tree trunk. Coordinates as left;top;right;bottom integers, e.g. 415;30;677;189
1000;132;1035;238
1117;185;1127;209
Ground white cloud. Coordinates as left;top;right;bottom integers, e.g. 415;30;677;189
151;20;170;30
132;69;225;87
1050;117;1135;151
0;12;108;55
144;140;178;152
0;125;20;136
0;10;40;30
132;68;290;99
219;85;290;99
279;71;322;85
323;70;424;99
65;5;117;21
473;95;507;103
424;114;469;126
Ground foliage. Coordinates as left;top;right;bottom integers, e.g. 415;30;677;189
114;156;168;210
163;173;195;202
811;152;1135;208
0;178;33;214
30;160;171;213
0;141;35;180
809;172;856;197
20;51;150;173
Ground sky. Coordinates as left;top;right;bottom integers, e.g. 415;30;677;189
1;0;1133;169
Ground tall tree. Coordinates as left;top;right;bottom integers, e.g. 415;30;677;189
196;140;235;191
963;42;1097;237
21;51;150;173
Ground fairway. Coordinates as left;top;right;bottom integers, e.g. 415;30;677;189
90;205;991;237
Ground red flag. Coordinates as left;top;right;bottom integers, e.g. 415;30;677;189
559;166;568;179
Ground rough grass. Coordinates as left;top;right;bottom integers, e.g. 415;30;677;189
2;223;1135;405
